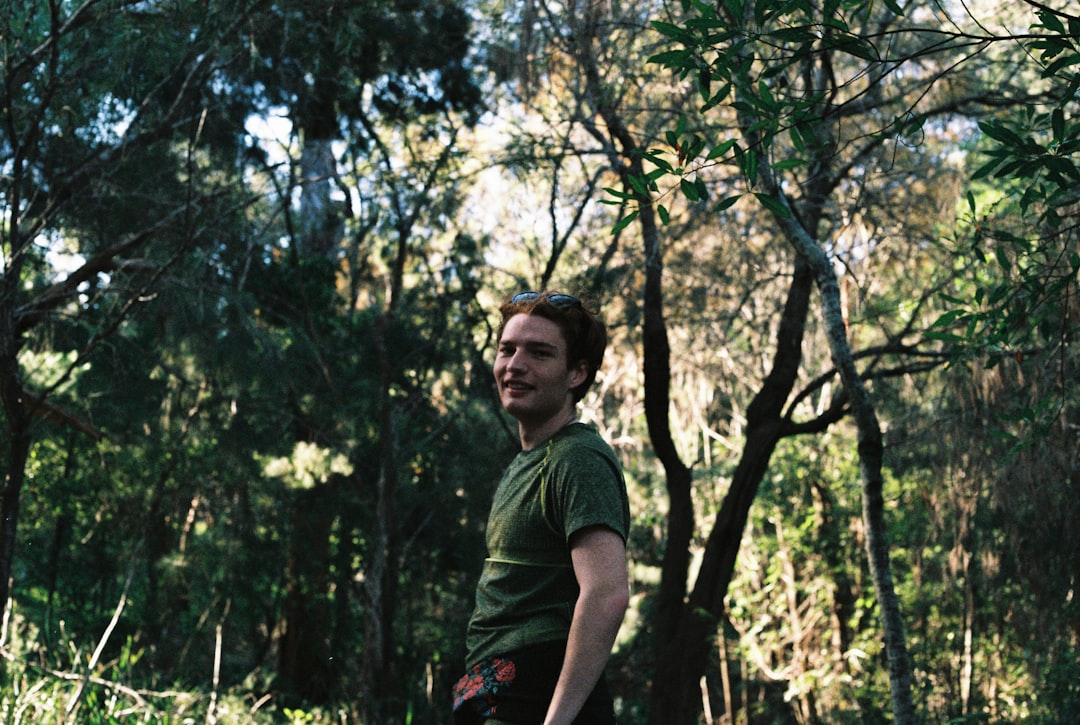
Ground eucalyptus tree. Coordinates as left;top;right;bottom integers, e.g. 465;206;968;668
224;1;487;716
0;0;262;613
630;0;1065;721
4;0;496;720
491;0;1069;723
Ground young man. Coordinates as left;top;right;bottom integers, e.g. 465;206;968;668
453;291;631;725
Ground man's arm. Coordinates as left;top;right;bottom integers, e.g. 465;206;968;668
544;525;629;725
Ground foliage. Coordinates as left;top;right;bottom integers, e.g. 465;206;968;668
932;3;1079;446
1;0;1078;723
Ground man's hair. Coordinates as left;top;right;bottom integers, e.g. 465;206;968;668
498;291;608;403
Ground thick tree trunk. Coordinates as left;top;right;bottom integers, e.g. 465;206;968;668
639;170;695;649
648;259;814;725
299;135;341;260
567;3;697;655
0;425;30;611
0;280;31;610
296;89;342;261
810;480;857;665
278;482;337;703
359;253;405;725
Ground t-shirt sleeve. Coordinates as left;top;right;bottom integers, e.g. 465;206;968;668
547;442;630;543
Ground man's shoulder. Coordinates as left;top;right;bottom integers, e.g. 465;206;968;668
550;423;616;457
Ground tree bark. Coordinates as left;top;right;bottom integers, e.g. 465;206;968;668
359;310;401;725
648;258;813;725
278;481;337;703
0;396;31;611
758;172;916;724
565;8;821;722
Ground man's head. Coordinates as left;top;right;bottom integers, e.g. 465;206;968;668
497;291;607;403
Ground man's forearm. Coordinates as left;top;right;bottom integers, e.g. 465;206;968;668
543;586;628;725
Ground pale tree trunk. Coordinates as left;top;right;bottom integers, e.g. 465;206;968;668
757;167;916;724
299;136;341;260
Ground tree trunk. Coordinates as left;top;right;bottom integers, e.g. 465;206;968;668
299;135;341;260
648;259;814;725
810;479;857;668
0;231;31;611
0;419;30;612
761;178;916;724
358;207;411;722
564;0;698;654
278;482;337;703
359;313;401;724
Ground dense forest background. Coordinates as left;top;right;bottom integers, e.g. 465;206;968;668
1;0;1077;723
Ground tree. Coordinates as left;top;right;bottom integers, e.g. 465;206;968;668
0;0;258;612
210;1;486;712
613;0;1055;720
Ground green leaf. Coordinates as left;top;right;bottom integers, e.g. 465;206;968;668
658;204;670;224
648;49;693;69
1044;52;1080;78
651;21;696;45
701;82;732;110
694;177;709;200
603;186;635;201
612;210;639;235
931;309;966;328
979;121;1026;146
713;194;741;212
706;139;737;160
1037;9;1066;34
690;135;709;162
821;32;879;61
754;192;790;217
699;66;712;101
743;148;758;184
772;158;806;170
757;80;776;109
789;126;808;153
972;157;1002;180
642;150;675;173
680;177;701;201
768;26;819;43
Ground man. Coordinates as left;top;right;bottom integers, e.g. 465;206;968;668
453;291;631;725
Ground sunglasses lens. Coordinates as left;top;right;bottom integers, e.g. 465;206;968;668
511;291;580;308
547;294;580;307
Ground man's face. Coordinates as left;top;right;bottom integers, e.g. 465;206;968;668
494;313;586;425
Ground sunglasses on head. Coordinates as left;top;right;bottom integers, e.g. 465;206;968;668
511;291;582;308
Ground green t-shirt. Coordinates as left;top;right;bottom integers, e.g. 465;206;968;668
465;423;630;665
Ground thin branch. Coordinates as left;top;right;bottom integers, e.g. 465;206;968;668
63;570;134;722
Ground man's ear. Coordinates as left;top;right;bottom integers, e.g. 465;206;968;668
569;360;589;389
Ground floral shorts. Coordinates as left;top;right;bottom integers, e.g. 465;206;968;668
452;640;616;724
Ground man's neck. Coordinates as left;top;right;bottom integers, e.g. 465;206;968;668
518;410;579;451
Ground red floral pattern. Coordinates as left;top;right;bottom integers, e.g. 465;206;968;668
452;656;518;716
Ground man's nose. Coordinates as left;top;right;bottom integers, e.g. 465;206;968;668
506;350;527;371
